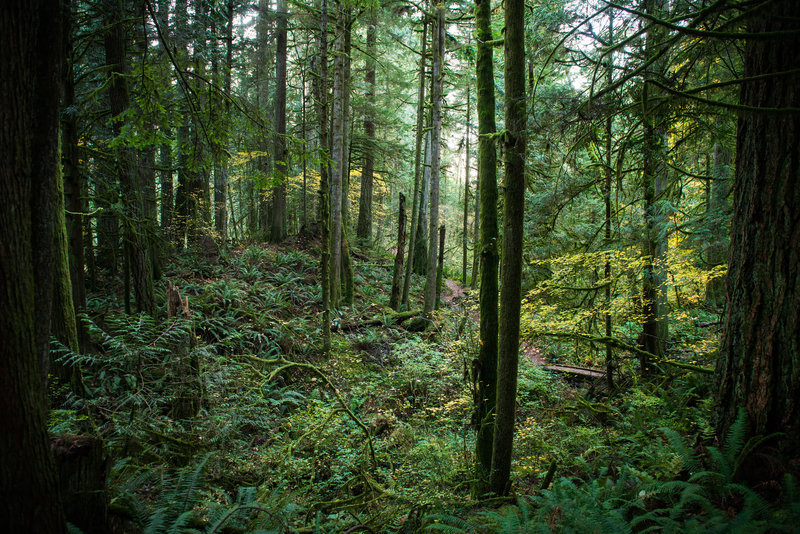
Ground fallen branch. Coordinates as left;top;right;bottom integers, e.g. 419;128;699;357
533;332;714;374
264;358;377;466
337;309;423;331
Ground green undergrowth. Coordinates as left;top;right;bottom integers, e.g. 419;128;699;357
49;243;798;533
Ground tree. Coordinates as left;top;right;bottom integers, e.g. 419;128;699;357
461;85;471;286
390;193;407;310
330;0;346;307
473;0;499;496
315;0;332;352
423;5;445;315
490;0;525;496
271;0;288;242
104;0;155;316
356;10;377;245
0;0;68;529
402;16;428;309
639;0;670;370
715;0;800;458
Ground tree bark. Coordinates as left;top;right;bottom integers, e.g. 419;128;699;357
314;0;332;352
473;0;499;497
402;18;428;309
423;6;444;315
330;0;346;308
0;1;68;529
462;85;471;286
214;0;233;241
340;12;354;305
357;12;377;245
62;0;88;352
104;0;155;316
414;129;432;276
271;0;288;242
715;0;800;457
390;193;407;311
490;0;525;496
639;0;670;371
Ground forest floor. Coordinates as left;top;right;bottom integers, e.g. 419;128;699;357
51;239;798;533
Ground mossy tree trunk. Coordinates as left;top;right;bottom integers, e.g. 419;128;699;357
715;0;800;457
402;19;428;309
271;0;288;242
0;1;68;529
340;12;354;306
490;0;526;496
357;11;377;245
104;0;155;316
473;0;499;497
314;0;332;353
390;193;407;311
423;5;444;315
639;0;670;372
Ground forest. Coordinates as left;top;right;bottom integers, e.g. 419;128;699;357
1;0;799;531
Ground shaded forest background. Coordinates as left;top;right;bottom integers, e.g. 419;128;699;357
1;0;799;532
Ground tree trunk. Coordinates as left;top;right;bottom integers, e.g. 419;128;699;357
639;0;670;372
340;13;354;306
315;0;332;352
715;0;800;458
0;1;68;529
462;84;471;286
473;0;499;497
104;0;155;316
402;18;427;309
52;138;82;393
490;0;525;496
390;193;407;311
357;12;377;245
603;10;615;391
62;0;88;352
423;6;444;315
214;0;233;242
436;224;445;309
52;435;109;534
271;0;288;242
330;0;346;308
414;129;432;275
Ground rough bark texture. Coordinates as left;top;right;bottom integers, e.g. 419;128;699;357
473;0;499;497
357;13;377;244
436;224;445;309
0;1;68;530
402;19;427;309
414;130;432;275
52;435;109;534
330;0;346;308
639;0;670;370
424;7;444;315
340;14;354;306
462;85;471;286
52;138;82;392
390;193;407;311
271;0;288;242
104;0;155;316
603;11;614;391
214;0;233;241
62;0;88;352
315;0;332;352
490;0;525;496
715;0;800;457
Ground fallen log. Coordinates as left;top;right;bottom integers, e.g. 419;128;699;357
337;309;424;331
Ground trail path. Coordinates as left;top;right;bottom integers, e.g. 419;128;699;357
442;278;605;380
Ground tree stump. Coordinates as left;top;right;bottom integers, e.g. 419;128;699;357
51;435;109;534
166;281;202;419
